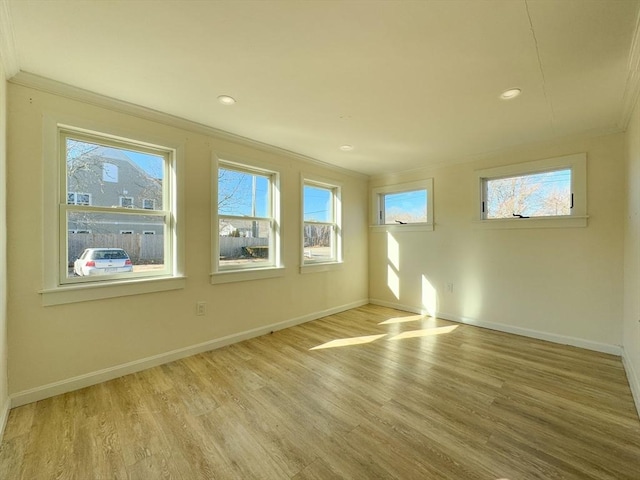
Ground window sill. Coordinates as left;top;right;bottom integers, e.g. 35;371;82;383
40;275;187;306
210;266;285;284
369;224;434;233
300;261;343;274
474;216;588;229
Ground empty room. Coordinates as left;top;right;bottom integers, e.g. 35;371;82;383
0;0;639;478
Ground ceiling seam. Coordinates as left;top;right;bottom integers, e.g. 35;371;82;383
524;0;556;133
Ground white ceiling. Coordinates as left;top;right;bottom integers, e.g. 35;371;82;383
5;0;640;176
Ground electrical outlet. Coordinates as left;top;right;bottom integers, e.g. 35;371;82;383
196;301;206;316
446;282;454;293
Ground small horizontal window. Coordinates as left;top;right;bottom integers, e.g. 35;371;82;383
476;153;587;228
484;168;571;219
381;189;427;224
371;179;434;231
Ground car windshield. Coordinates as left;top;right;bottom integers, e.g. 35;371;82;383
92;250;128;260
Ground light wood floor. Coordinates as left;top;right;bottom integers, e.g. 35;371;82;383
1;304;639;479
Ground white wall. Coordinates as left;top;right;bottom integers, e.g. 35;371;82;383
6;83;369;402
0;58;9;432
624;93;640;415
370;132;626;353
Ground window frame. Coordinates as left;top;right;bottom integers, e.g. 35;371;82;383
211;156;284;284
475;153;587;229
301;176;342;270
41;115;186;306
370;178;434;232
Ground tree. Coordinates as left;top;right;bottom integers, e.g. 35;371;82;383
486;176;542;218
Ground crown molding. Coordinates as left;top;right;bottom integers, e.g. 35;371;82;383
619;8;640;130
0;0;19;78
9;71;368;180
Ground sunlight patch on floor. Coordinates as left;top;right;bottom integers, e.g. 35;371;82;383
389;325;458;340
310;334;387;350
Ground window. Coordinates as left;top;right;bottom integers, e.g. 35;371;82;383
303;179;341;265
67;192;92;205
119;196;134;208
371;179;434;231
142;198;156;210
60;128;176;287
103;163;118;183
483;169;571;219
213;159;281;281
476;153;587;228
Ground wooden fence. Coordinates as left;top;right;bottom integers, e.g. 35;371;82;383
68;234;164;265
219;237;269;259
69;234;270;264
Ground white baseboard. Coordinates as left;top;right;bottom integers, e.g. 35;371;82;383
10;299;368;408
368;298;622;356
622;349;640;420
0;396;10;442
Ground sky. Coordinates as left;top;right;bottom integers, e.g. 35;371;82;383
66;138;164;180
217;169;333;221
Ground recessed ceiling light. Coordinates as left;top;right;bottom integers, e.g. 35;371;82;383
500;88;521;100
339;145;354;151
217;95;236;105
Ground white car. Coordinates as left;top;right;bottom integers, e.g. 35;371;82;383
74;248;133;276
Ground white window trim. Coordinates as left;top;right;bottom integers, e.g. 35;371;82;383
370;178;434;232
301;175;343;272
211;154;284;284
41;113;186;305
475;153;588;229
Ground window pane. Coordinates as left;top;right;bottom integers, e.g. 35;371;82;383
383;190;427;224
219;218;271;267
303;223;335;262
66;138;164;209
67;211;165;278
304;185;333;222
485;169;571;219
218;167;270;217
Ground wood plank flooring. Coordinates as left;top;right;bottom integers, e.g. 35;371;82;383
1;304;639;479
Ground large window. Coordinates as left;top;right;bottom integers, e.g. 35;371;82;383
215;160;280;276
476;153;587;228
60;128;173;285
371;179;434;231
303;179;341;265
